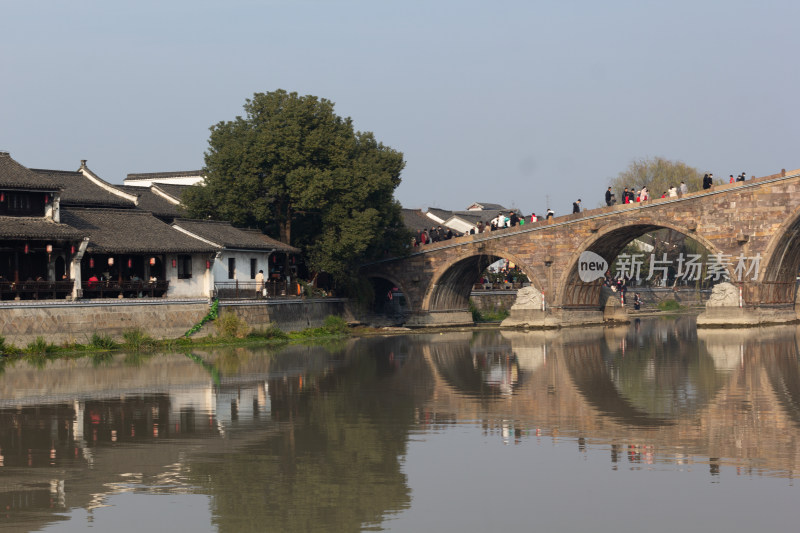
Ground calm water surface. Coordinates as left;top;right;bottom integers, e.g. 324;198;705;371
1;317;799;532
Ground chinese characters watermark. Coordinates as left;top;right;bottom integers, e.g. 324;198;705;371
613;253;761;282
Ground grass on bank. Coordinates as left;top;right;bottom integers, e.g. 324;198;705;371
657;299;683;312
469;300;510;323
0;313;352;362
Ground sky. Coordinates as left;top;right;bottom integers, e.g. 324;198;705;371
1;0;798;216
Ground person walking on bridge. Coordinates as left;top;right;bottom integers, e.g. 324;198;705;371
605;187;613;206
573;199;581;213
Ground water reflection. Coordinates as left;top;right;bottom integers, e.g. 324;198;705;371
1;319;800;531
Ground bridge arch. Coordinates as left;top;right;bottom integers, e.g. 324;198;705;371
365;272;415;313
756;203;800;304
422;249;540;312
556;219;727;308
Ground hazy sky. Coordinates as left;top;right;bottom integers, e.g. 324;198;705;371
2;0;798;215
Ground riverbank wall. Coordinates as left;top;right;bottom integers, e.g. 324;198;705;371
0;298;349;346
470;290;517;312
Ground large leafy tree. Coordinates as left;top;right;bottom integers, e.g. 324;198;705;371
184;90;409;281
607;157;721;287
608;156;713;198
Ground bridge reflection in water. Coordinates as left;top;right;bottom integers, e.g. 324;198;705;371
1;319;800;531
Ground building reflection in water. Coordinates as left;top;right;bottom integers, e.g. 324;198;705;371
1;319;800;530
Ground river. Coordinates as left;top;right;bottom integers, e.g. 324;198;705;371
0;317;798;532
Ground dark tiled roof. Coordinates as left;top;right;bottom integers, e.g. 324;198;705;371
447;212;484;224
32;169;134;208
118;185;184;218
466;202;506;211
125;170;204;181
0;216;86;240
426;208;453;223
401;209;433;232
152;183;190;201
61;208;216;254
173;219;299;252
238;228;300;253
0;153;61;191
450;209;521;223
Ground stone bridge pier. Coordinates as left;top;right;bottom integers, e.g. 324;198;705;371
366;167;800;328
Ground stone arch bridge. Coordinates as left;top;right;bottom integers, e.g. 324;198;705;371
365;167;800;327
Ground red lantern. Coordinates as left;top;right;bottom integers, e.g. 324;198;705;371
172;259;177;268
89;258;94;268
24;244;29;254
70;245;75;254
150;257;156;266
0;193;4;202
44;194;49;204
206;260;211;269
128;258;132;268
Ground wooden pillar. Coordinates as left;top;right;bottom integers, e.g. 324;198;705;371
13;248;19;284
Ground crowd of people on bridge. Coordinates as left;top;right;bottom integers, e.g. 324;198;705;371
412;210;550;246
412;169;752;247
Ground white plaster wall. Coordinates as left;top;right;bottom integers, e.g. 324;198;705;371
165;253;212;298
159;251;272;297
210;250;271;285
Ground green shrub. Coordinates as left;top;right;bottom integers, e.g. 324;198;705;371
122;329;158;351
468;301;509;322
215;311;249;338
323;315;349;335
289;315;350;340
248;326;289;341
0;335;20;356
658;299;682;311
25;336;57;355
480;308;510;322
89;332;118;350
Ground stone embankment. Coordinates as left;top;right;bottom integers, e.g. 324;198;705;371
0;298;349;346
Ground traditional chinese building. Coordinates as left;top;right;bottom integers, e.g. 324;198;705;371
0;152;85;299
0;154;298;301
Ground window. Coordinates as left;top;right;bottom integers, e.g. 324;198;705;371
177;255;192;279
0;192;45;217
250;258;257;279
228;258;235;279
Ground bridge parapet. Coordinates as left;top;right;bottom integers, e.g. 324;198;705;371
367;168;800;327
